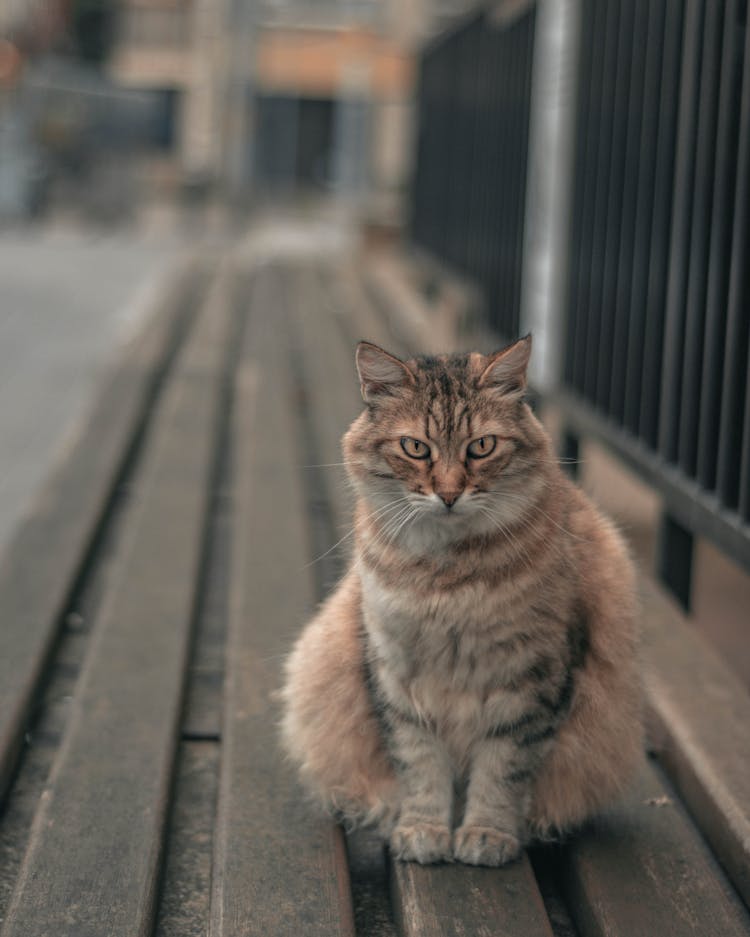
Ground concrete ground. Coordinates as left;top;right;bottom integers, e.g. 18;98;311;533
0;223;181;556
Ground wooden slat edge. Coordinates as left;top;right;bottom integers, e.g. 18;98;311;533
359;254;467;355
642;578;750;907
392;855;554;937
210;265;355;937
0;254;208;803
1;265;232;937
560;760;750;937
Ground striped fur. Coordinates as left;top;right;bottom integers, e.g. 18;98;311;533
281;337;643;865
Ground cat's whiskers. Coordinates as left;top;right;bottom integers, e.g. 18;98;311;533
512;456;586;467
475;506;537;575
477;498;571;569
302;460;364;469
304;497;411;568
490;490;591;543
366;504;416;555
386;506;422;546
362;502;425;573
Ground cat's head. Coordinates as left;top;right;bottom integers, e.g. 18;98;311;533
343;336;554;547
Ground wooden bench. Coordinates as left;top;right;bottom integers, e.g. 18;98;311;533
0;244;749;937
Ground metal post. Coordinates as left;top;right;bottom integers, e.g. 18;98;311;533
561;428;580;479
656;512;694;612
520;0;581;389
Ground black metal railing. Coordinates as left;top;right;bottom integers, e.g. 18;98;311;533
411;0;750;608
562;0;750;605
411;3;536;340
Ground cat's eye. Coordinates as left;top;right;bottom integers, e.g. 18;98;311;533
400;436;430;460
467;435;496;459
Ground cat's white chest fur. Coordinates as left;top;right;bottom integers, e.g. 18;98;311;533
360;566;538;754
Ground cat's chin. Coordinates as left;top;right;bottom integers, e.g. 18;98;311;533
397;507;489;554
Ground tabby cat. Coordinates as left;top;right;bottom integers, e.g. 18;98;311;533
281;336;642;866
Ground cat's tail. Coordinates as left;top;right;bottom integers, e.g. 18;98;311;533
528;632;642;836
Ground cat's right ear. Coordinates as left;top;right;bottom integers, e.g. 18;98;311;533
355;341;416;402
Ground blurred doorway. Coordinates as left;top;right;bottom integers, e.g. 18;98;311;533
255;94;335;192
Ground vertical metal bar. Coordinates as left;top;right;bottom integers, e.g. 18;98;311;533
656;512;695;611
507;18;523;333
639;0;686;447
716;10;750;510
697;0;745;492
450;25;466;269
482;20;502;334
561;429;581;480
476;18;495;316
595;0;637;414
658;0;706;463
623;0;667;433
442;35;456;264
583;0;622;402
464;19;483;279
739;334;750;522
483;24;500;334
513;9;536;338
608;0;649;422
677;0;726;477
433;42;448;258
564;0;596;387
495;22;514;329
449;25;472;270
571;0;607;393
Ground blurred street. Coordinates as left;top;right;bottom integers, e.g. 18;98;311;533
0;223;180;554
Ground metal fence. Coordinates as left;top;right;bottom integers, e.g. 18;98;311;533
411;0;750;609
562;0;750;606
411;3;536;339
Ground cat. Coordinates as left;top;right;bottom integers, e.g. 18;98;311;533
281;336;642;866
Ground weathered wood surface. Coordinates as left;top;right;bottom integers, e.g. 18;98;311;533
1;266;232;937
1;247;749;937
392;860;554;937
643;581;750;907
561;760;750;937
0;256;208;804
209;266;355;937
155;742;221;937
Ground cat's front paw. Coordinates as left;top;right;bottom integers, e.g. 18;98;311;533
453;825;521;867
391;821;453;864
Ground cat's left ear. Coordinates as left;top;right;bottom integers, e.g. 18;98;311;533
356;341;416;402
478;334;532;397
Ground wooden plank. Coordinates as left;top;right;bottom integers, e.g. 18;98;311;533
642;580;750;907
210;265;355;937
318;258;554;937
332;262;412;354
1;266;233;937
392;859;553;937
561;760;750;937
154;742;220;937
293;265;361;541
0;255;208;804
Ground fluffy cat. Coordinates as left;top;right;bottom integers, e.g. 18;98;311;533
281;336;642;866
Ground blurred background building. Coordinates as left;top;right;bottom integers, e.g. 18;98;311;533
0;0;475;221
1;0;748;689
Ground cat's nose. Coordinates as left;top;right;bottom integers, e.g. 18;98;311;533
439;491;460;509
